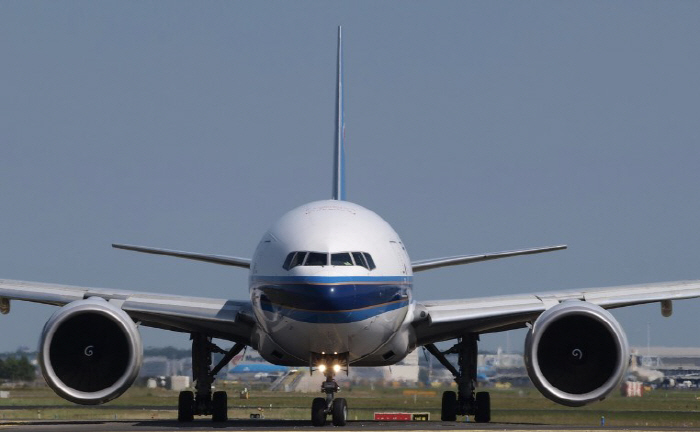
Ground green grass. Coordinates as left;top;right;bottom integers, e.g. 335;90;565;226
2;384;700;426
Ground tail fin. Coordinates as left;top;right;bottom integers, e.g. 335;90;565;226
332;26;346;200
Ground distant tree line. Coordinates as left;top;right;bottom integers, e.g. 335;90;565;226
0;356;35;381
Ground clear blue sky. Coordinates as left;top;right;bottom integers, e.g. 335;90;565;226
1;1;699;353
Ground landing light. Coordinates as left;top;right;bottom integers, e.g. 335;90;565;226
333;364;341;373
318;364;327;373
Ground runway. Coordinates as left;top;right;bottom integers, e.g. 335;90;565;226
0;420;697;432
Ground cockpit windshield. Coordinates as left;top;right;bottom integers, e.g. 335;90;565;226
305;252;328;266
331;252;353;266
283;251;376;270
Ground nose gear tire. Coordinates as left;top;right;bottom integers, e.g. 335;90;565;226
311;397;326;426
332;397;348;426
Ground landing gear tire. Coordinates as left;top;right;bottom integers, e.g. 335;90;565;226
474;391;491;423
311;397;326;427
332;397;348;426
212;391;228;422
441;391;457;421
178;390;194;422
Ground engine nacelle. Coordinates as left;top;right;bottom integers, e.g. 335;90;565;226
524;300;629;407
39;298;143;405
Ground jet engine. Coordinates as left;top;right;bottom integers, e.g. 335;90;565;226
39;297;143;405
524;300;629;407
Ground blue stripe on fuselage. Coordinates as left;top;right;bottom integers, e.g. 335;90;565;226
251;275;412;324
260;299;408;323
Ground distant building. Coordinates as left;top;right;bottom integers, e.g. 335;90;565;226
633;347;700;374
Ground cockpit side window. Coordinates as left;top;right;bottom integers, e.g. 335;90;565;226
331;252;353;266
288;251;307;269
282;252;295;270
305;252;328;266
363;252;376;270
352;252;368;269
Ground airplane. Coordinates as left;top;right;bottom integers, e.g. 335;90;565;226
627;352;664;384
229;363;289;378
2;26;700;426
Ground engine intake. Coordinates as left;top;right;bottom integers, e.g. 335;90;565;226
39;298;143;405
524;300;629;407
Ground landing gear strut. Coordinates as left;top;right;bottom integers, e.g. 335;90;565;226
426;334;490;423
310;353;348;427
177;333;245;422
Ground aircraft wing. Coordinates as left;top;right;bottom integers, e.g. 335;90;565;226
411;245;567;272
0;279;255;344
112;243;252;268
413;279;700;346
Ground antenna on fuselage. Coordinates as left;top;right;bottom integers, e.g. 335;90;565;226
332;25;346;201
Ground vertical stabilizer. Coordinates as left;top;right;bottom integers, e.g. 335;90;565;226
332;26;346;200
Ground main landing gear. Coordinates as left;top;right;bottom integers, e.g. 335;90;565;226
426;334;491;423
310;353;348;427
177;333;245;423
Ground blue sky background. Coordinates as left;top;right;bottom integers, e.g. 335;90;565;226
1;1;699;353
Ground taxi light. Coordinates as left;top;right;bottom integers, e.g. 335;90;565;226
318;364;327;373
333;364;341;373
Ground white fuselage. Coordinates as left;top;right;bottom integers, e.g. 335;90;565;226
248;200;417;367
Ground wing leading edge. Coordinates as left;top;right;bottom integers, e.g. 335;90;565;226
413;279;700;346
0;279;255;344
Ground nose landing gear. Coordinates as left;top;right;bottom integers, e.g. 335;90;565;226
310;353;348;427
311;375;347;426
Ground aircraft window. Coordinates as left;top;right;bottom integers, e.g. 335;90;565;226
363;253;376;270
282;252;295;270
289;252;307;269
331;252;353;266
352;252;368;269
305;252;328;266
